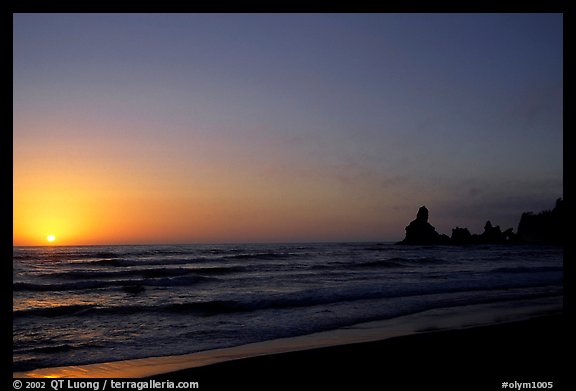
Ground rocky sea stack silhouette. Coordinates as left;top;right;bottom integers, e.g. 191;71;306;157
398;198;563;246
401;206;450;245
517;198;564;245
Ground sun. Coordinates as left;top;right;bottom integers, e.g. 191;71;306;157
47;234;56;243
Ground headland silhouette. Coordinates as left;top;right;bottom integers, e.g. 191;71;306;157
399;198;563;246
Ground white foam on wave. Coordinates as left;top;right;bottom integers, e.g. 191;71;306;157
13;296;562;379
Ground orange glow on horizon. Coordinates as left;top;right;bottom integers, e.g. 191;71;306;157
12;124;401;246
13;170;398;246
12;166;401;246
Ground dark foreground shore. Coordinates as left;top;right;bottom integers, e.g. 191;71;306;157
150;314;565;390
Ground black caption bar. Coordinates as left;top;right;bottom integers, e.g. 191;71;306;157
12;379;200;391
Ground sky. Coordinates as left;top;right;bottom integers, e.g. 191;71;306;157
13;13;563;246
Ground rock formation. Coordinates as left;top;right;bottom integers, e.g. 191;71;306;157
479;221;503;244
517;198;564;245
398;198;563;246
450;227;473;245
400;206;450;245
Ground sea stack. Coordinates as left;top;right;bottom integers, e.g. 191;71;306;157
400;206;450;245
517;198;564;245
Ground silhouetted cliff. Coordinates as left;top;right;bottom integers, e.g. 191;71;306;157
399;206;450;245
398;199;563;246
517;198;564;245
450;227;473;245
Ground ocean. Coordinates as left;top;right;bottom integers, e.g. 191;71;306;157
13;243;563;372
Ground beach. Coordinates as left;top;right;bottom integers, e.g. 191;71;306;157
15;298;564;389
153;314;565;390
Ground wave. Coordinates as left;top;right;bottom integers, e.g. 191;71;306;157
308;257;444;271
489;266;563;274
13;304;96;318
223;252;298;261
13;274;216;292
13;246;210;262
162;300;252;314
86;253;296;267
194;266;248;275
14;340;106;356
13;301;246;318
397;257;448;265
30;344;78;354
14;276;562;319
352;259;406;269
12;254;42;260
343;257;448;268
13;251;121;261
88;257;218;267
14;246;302;264
38;268;192;279
38;266;245;280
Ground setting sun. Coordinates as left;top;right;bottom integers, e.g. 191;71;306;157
47;234;56;243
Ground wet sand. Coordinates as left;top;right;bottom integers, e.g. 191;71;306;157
153;314;565;390
14;298;564;389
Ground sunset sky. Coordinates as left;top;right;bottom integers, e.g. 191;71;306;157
13;13;563;246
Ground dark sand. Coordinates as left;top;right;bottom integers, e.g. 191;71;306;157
150;315;565;390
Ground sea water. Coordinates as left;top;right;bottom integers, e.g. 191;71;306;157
13;243;563;372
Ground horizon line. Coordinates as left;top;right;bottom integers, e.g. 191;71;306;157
12;239;402;248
